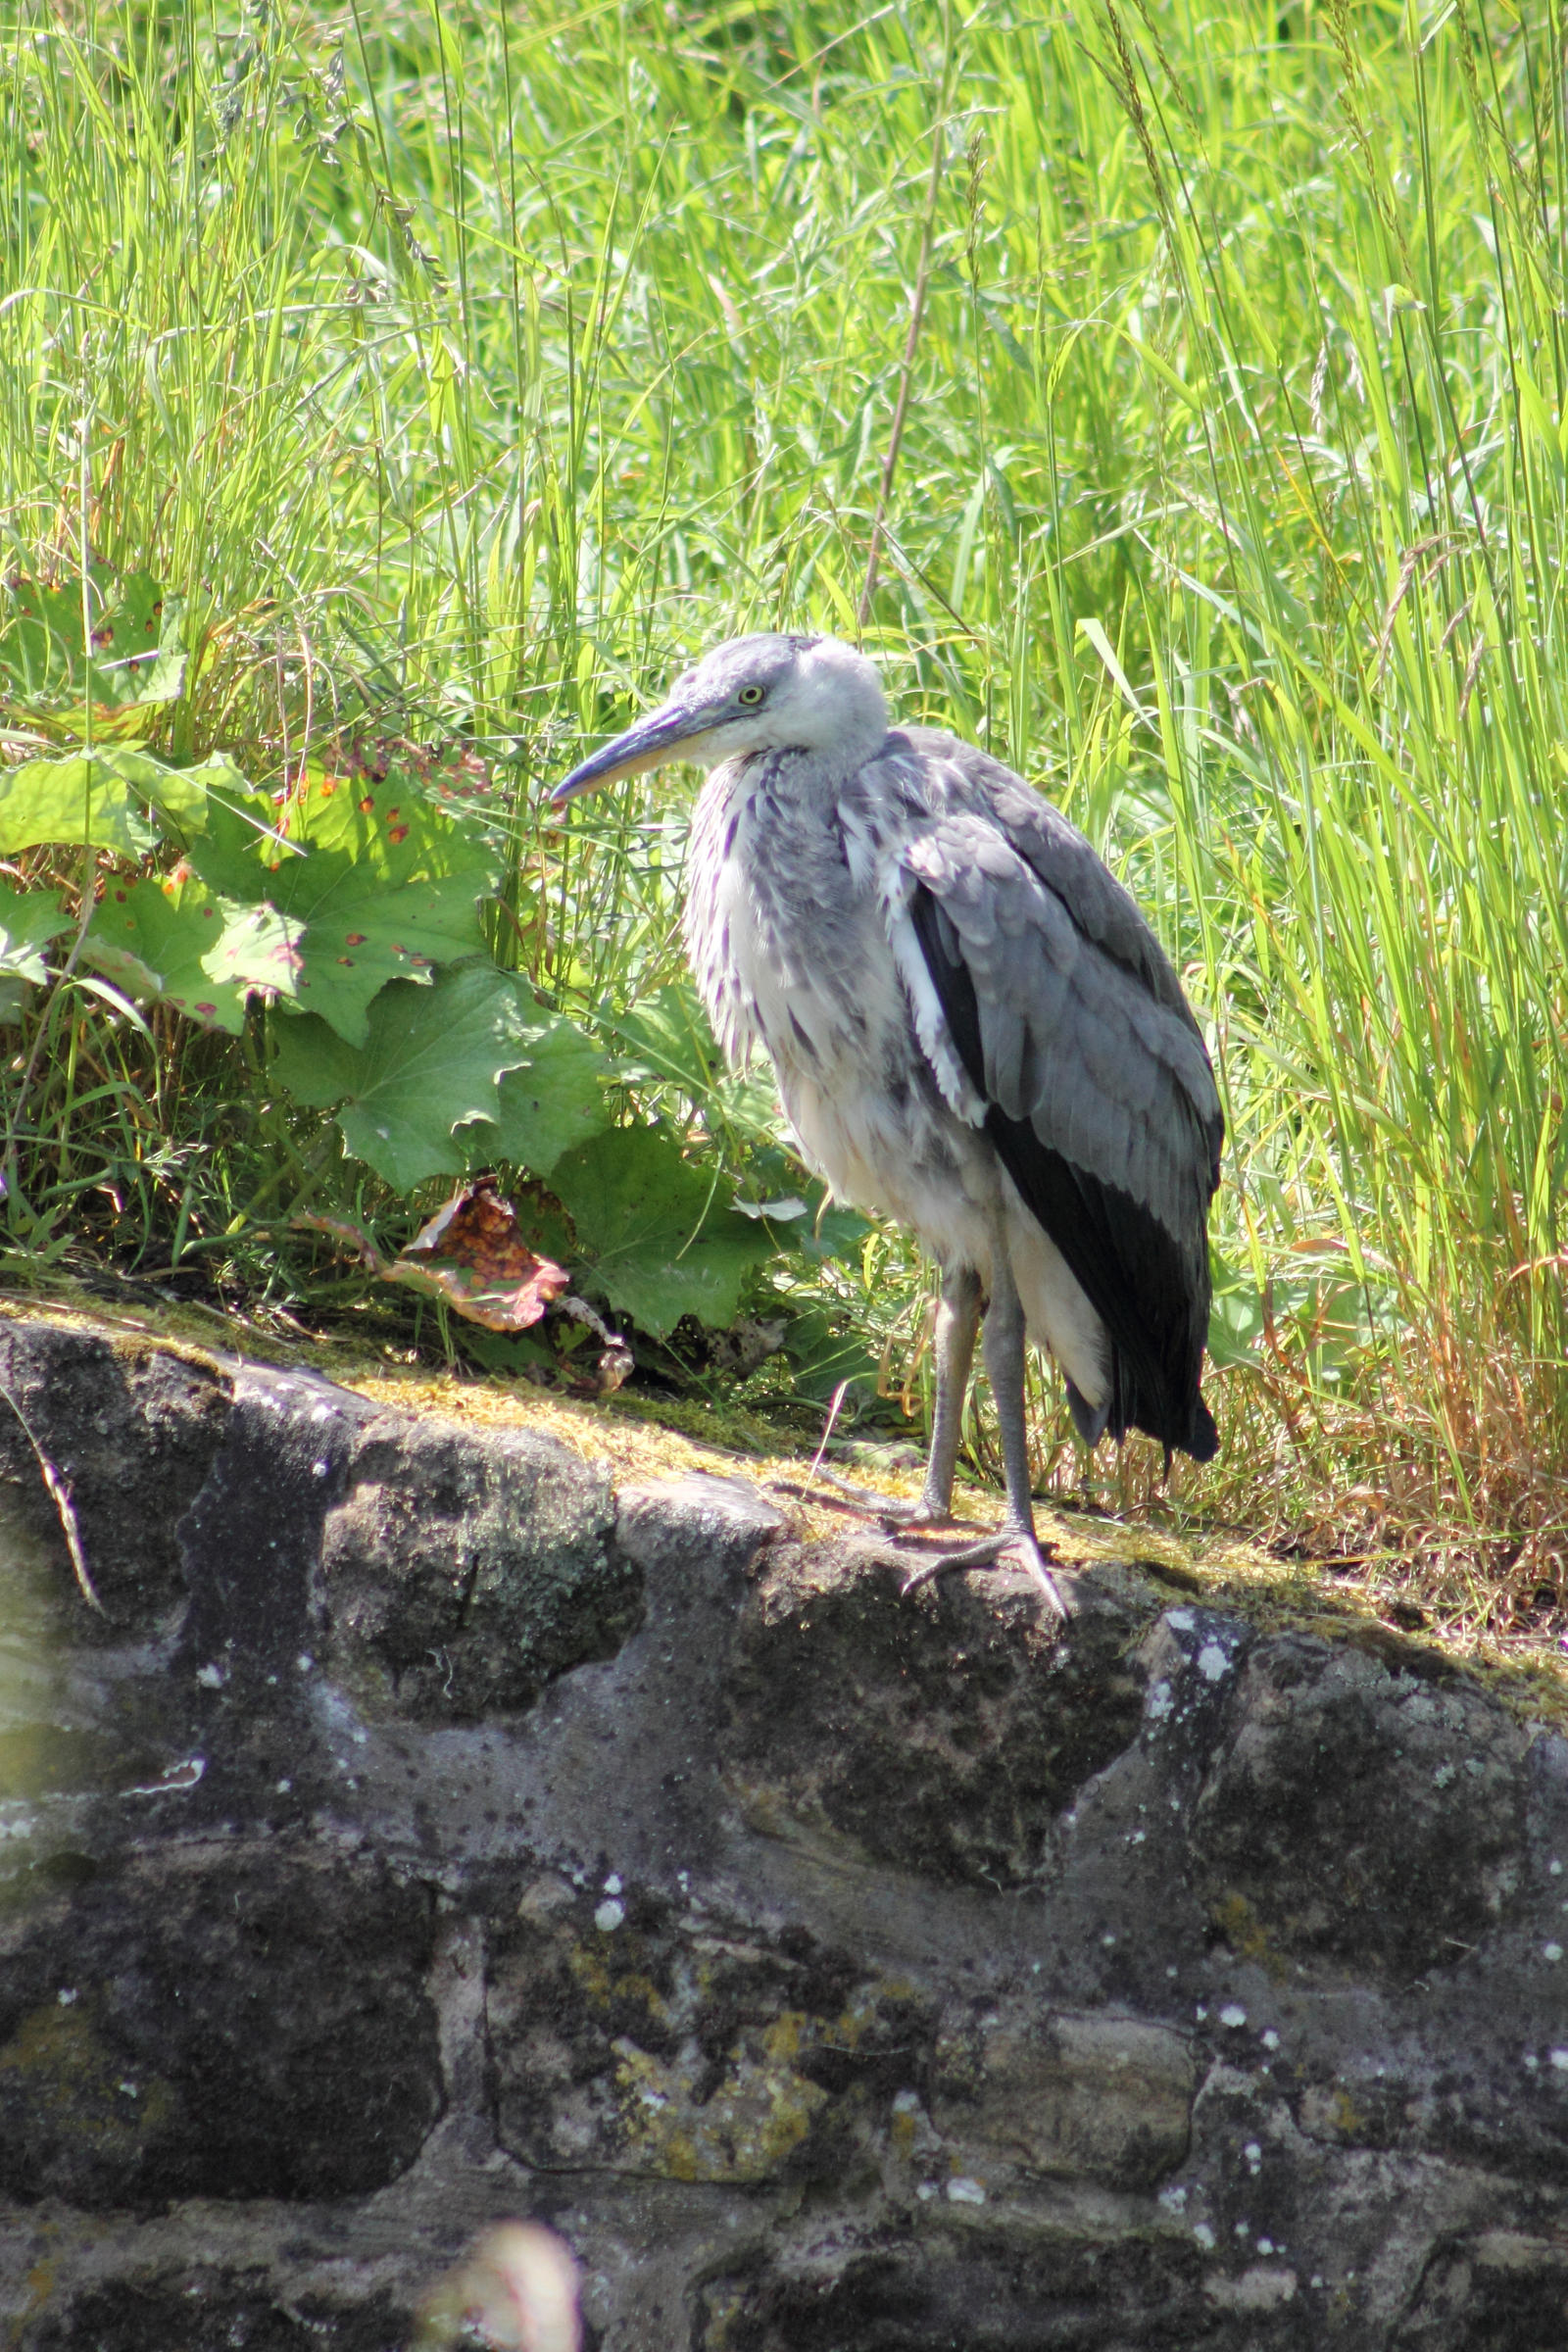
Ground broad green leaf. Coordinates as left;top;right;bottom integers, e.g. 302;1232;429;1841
610;981;779;1144
779;1302;880;1404
0;743;235;854
267;1011;364;1110
551;1125;771;1338
270;959;536;1190
470;1015;612;1175
0;881;72;986
278;859;494;1044
183;787;297;881
454;1327;557;1376
798;1200;872;1264
0;579;80;699
87;579;186;710
141;751;249;840
82;873;259;1032
729;1145;869;1264
272;761;493;858
189;772;502;1045
183;787;334;902
0;572;184;710
610;984;721;1096
0;750;161;855
198;899;304;1004
712;1066;785;1145
1205;1253;1265;1369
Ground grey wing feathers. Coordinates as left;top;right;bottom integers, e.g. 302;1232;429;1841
899;729;1205;1029
900;810;1220;1243
871;730;1223;1459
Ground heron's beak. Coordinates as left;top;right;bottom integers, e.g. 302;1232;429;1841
552;696;721;805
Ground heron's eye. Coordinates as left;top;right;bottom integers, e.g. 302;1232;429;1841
737;683;765;707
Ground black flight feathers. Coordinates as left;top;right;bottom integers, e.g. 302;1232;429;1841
907;884;1220;1463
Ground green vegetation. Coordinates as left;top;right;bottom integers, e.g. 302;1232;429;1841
2;0;1565;1624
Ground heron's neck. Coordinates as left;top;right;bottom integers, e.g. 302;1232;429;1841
758;721;888;802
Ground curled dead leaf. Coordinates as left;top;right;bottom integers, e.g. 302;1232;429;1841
295;1176;569;1333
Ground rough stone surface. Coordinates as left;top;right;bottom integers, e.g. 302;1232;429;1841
0;1844;443;2211
318;1408;632;1719
930;2004;1196;2188
720;1539;1145;1886
1189;1633;1529;1975
1;1305;1567;2350
0;1318;231;1635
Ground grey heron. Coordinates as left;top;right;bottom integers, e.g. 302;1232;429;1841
555;635;1223;1615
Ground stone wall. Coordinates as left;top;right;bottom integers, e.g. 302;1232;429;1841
1;1309;1566;2348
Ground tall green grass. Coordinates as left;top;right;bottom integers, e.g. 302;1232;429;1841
3;0;1565;1606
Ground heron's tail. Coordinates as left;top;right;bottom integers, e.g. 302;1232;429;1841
1185;1391;1219;1462
1104;1338;1218;1465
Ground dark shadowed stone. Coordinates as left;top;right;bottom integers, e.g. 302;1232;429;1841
1189;1634;1529;1974
0;1315;231;1635
318;1410;638;1718
19;2272;411;2352
172;1362;370;1686
697;2228;1234;2352
488;1871;931;2184
1286;1970;1568;2182
0;1843;442;2208
1392;2230;1568;2349
718;1542;1146;1885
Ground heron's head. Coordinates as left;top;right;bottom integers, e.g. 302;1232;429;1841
552;633;888;804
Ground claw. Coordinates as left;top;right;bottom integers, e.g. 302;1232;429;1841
897;1523;1072;1622
770;1462;1071;1625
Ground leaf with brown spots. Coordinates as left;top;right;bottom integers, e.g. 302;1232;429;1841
0;570;185;733
80;872;265;1032
188;781;501;1045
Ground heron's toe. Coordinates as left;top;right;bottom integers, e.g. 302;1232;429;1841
896;1523;1071;1623
875;1494;959;1532
999;1530;1073;1622
767;1470;917;1520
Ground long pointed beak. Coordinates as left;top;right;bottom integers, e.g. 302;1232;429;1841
551;696;718;806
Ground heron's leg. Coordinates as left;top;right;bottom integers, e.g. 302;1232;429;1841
875;1264;981;1527
922;1262;983;1516
981;1237;1042;1542
901;1221;1070;1621
770;1267;982;1527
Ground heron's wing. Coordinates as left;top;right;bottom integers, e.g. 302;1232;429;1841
896;727;1204;1027
878;759;1223;1456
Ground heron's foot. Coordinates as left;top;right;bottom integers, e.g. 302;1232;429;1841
897;1521;1072;1622
767;1468;954;1527
870;1490;959;1533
